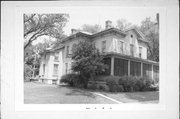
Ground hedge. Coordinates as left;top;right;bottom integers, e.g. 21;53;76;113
60;73;84;88
95;75;159;92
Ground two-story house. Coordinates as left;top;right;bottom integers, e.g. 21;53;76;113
39;20;159;84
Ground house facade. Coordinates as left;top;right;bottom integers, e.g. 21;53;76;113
39;20;159;84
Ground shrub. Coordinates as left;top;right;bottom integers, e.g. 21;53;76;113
117;85;124;92
117;75;158;92
99;85;107;91
87;82;97;90
106;79;124;92
105;76;120;83
60;73;82;87
24;64;33;81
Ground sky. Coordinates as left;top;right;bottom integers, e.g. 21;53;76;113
63;7;157;35
32;7;157;45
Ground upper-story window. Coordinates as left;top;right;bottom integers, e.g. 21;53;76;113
119;41;124;54
139;47;142;58
54;52;59;61
102;40;106;53
130;44;134;56
66;46;70;58
131;34;133;38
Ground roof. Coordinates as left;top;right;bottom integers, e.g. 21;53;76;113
62;27;148;43
104;52;159;65
124;27;148;43
92;27;126;38
40;43;65;55
62;31;92;42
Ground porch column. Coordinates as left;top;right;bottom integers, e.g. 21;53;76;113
128;60;130;76
152;64;154;80
141;62;143;77
110;56;114;76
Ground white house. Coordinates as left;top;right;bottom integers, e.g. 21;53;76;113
39;20;159;84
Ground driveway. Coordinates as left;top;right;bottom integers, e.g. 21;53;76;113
24;82;159;104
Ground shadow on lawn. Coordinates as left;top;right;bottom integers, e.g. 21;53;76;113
124;91;159;102
58;85;96;98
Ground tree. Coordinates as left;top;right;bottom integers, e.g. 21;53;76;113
139;17;159;62
24;38;53;77
116;18;132;30
81;24;102;34
24;14;69;49
71;40;107;88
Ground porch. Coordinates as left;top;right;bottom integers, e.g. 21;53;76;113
103;52;159;82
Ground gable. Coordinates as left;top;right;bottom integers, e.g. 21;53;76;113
125;28;148;43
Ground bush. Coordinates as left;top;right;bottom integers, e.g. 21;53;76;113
60;73;82;87
98;85;106;91
106;79;124;92
117;75;158;92
24;64;33;81
87;82;97;90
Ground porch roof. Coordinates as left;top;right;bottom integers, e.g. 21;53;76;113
104;52;159;65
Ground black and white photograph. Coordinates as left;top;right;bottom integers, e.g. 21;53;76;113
1;1;179;119
24;8;159;104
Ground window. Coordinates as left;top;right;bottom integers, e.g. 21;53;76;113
66;46;69;58
54;52;59;61
130;44;134;56
139;47;142;58
131;34;133;38
102;40;106;53
53;64;59;76
130;61;141;76
65;63;68;74
119;41;124;54
114;58;128;76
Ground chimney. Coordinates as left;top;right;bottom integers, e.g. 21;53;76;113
71;28;78;34
105;20;112;29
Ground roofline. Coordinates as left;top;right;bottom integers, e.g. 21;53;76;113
92;27;126;38
124;27;146;39
61;32;92;43
104;52;159;65
62;27;149;44
62;27;127;43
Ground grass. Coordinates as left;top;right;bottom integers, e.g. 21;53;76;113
24;82;159;104
24;82;115;104
101;91;159;103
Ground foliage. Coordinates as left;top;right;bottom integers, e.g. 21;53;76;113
106;80;124;92
60;73;83;87
81;24;102;34
24;64;33;81
93;75;158;92
71;40;108;88
116;19;132;30
139;17;159;62
24;13;69;49
88;82;97;90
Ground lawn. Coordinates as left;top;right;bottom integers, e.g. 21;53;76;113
101;91;159;103
24;82;115;104
24;82;159;104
